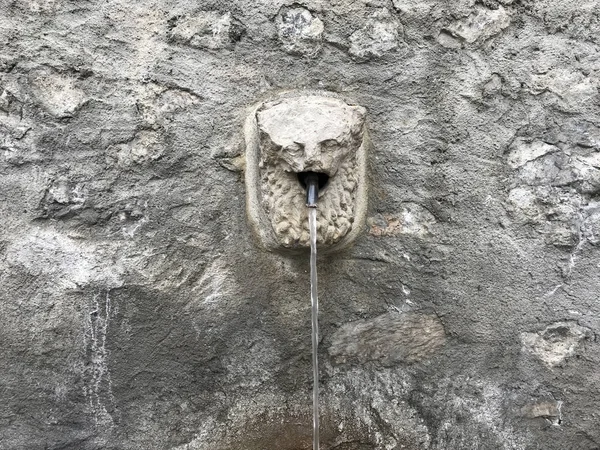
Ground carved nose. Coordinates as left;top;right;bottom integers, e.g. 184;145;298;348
303;145;321;170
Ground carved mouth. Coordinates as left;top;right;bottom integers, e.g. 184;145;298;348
297;171;330;192
261;161;356;248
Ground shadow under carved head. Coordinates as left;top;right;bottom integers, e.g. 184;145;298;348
245;93;369;252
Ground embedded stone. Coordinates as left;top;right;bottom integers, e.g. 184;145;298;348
168;11;246;50
437;30;462;49
0;89;22;116
529;68;597;113
582;207;600;245
521;322;591;367
506;139;559;169
38;180;87;220
506;187;542;222
29;68;86;118
443;6;510;45
329;312;446;365
521;401;562;425
369;203;436;238
276;7;324;57
348;9;401;60
105;130;163;167
543;222;579;248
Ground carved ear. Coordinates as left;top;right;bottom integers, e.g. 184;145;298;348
258;129;278;154
256;110;268;131
256;112;277;146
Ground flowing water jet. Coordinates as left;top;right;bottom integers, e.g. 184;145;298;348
305;172;320;450
244;92;370;447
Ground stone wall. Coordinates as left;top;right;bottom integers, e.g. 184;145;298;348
1;0;600;449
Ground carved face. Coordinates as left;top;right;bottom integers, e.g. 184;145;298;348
246;95;368;250
256;97;366;177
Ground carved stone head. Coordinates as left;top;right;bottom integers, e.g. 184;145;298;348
245;93;369;252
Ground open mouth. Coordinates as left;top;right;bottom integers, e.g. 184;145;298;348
297;171;330;192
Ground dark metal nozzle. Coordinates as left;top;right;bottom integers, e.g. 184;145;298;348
305;173;319;208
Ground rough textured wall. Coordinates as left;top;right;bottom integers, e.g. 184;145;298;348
1;0;600;449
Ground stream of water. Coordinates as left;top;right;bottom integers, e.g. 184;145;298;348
308;207;320;450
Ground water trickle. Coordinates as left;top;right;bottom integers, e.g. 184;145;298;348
308;207;320;450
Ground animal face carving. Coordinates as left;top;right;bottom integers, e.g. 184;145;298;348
245;94;369;251
257;98;366;177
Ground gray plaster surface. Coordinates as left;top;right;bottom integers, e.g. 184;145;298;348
1;0;600;449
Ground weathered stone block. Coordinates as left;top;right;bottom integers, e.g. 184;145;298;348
329;312;446;365
521;322;591;368
168;11;246;50
438;5;510;47
245;93;369;251
276;7;324;57
348;9;402;60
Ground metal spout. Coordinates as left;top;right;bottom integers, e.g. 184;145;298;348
305;172;319;208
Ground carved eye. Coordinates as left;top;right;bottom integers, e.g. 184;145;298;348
285;143;304;156
321;139;339;149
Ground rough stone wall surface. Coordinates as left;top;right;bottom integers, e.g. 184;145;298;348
1;0;599;449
